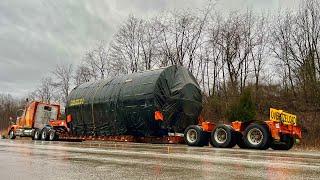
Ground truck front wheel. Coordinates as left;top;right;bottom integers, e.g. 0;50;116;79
9;130;16;139
244;123;270;150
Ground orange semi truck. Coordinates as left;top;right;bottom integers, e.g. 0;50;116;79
7;101;68;141
7;101;301;150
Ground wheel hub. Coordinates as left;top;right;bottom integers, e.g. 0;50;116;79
214;128;227;144
186;129;197;143
247;128;263;145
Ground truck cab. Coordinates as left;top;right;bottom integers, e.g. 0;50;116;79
8;101;68;141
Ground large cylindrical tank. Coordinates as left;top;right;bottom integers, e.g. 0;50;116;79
66;65;202;136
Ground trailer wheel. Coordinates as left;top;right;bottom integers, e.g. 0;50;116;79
49;130;58;141
210;125;237;148
236;132;249;149
184;125;208;147
8;130;16;139
244;123;270;150
41;128;49;141
271;135;294;150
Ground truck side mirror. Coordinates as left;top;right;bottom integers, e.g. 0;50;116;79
16;109;24;118
9;117;15;125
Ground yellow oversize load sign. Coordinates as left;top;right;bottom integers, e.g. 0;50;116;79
270;108;297;125
69;98;85;106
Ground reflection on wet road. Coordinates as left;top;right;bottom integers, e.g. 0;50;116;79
0;139;319;180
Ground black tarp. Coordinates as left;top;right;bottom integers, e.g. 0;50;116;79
66;65;202;136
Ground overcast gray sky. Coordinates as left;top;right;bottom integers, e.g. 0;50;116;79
0;0;299;98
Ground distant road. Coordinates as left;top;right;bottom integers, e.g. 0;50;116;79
0;139;319;180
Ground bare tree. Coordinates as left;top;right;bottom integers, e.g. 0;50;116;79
139;20;158;70
109;15;143;73
271;12;296;96
154;9;209;70
0;94;21;130
74;65;95;86
83;41;109;79
251;13;269;98
34;77;55;103
203;15;223;96
152;14;176;67
271;0;320;105
51;63;73;104
215;13;246;95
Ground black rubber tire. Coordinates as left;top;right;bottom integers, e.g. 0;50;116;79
271;136;294;150
41;128;49;141
236;132;249;149
8;130;16;139
195;131;210;146
210;125;237;148
32;129;41;140
209;136;215;147
243;123;270;150
48;130;58;141
184;125;209;147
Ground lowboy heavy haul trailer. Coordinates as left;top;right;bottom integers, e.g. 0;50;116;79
7;101;301;150
7;66;302;150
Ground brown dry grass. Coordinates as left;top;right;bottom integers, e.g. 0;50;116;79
1;129;7;139
296;134;320;151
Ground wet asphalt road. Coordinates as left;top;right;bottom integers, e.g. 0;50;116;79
0;139;319;180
